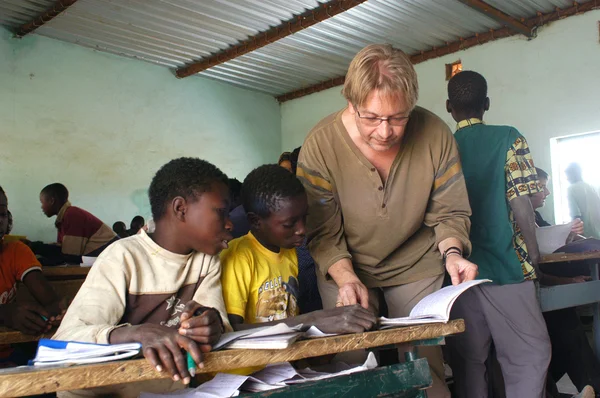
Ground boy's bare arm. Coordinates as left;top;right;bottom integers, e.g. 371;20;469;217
227;305;376;333
22;271;67;319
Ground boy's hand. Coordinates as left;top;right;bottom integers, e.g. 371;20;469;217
178;301;222;350
307;305;376;334
3;302;50;334
132;324;203;384
46;297;69;326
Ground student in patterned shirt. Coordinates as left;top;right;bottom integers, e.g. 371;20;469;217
444;71;552;398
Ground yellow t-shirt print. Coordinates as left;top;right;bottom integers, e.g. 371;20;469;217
256;275;299;322
220;232;300;324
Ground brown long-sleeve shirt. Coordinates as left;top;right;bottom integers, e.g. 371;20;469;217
297;107;472;288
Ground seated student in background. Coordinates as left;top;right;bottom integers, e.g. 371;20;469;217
0;186;66;365
112;221;127;238
278;151;293;173
31;183;117;265
533;167;584;238
529;167;600;398
53;157;232;397
128;215;146;236
221;164;375;332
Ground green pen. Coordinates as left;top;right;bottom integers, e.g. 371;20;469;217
40;315;48;322
186;352;197;377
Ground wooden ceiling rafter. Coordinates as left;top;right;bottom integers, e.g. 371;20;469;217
276;0;599;103
14;0;79;38
175;0;368;79
457;0;534;38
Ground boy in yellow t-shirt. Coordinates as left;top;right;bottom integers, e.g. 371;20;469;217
221;165;376;332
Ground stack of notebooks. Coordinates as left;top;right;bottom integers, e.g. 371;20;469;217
31;339;141;366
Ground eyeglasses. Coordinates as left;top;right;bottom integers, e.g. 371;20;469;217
355;108;410;127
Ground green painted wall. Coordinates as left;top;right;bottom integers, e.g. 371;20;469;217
0;27;281;242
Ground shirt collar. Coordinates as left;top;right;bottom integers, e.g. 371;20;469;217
456;118;485;131
56;201;72;224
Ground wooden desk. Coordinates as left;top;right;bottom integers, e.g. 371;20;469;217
42;265;90;280
0;320;464;397
539;251;600;360
0;326;55;345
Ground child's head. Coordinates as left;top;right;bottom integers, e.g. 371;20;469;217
228;178;243;210
130;215;145;232
278;152;292;173
112;221;127;236
40;183;69;217
0;186;7;240
148;157;233;255
242;164;307;252
446;70;489;122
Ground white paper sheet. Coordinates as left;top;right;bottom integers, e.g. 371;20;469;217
304;326;338;338
140;373;247;398
536;222;573;255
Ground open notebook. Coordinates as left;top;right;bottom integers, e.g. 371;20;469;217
380;279;491;327
31;339;141;366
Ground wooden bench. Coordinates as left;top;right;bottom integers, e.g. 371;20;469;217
0;320;464;397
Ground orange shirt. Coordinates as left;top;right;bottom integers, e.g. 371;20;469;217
0;241;42;361
0;241;42;304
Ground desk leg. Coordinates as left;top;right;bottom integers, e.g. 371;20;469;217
593;262;600;362
405;347;428;398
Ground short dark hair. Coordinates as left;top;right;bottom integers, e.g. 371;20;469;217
447;71;488;114
228;178;242;200
41;183;69;203
536;167;549;180
148;157;229;220
130;216;145;230
242;164;305;218
113;221;127;234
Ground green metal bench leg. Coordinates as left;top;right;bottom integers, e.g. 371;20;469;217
405;346;428;398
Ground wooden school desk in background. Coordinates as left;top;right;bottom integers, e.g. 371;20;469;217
539;251;600;360
0;271;88;345
42;265;90;280
0;320;465;397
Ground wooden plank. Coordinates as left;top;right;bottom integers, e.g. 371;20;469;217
43;266;89;280
456;0;533;37
541;251;600;264
240;358;431;397
0;320;464;396
0;326;55;345
539;280;600;312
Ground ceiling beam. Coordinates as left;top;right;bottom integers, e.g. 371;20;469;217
276;0;598;102
457;0;533;38
14;0;79;38
175;0;368;78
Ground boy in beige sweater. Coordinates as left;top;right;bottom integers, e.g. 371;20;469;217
54;157;234;396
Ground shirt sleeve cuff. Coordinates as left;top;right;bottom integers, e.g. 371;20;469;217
20;266;42;282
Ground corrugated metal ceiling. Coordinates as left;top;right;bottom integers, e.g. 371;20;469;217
0;0;583;97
